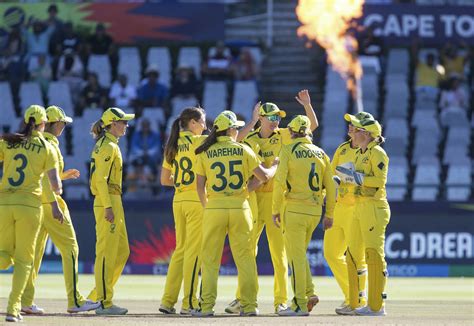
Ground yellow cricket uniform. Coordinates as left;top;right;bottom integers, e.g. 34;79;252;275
195;136;260;314
348;141;390;311
161;131;207;311
272;137;335;313
243;127;292;307
0;131;57;316
87;132;130;309
324;140;367;308
22;132;87;310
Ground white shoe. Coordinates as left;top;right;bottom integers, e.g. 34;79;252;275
5;314;23;322
95;305;128;315
275;303;288;314
240;308;259;316
180;308;195;315
68;300;101;313
354;305;386;316
225;299;240;314
21;304;44;315
335;303;355;315
307;295;319;312
277;307;309;316
159;304;176;314
191;309;214;317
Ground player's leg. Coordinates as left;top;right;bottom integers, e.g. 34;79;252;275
280;205;311;316
0;205;15;269
228;203;258;315
181;201;203;313
20;220;48;313
346;213;367;311
305;212;321;312
323;203;352;306
198;207;228;314
44;198;98;312
259;192;288;310
92;196;127;314
357;201;390;315
7;205;41;318
161;201;186;313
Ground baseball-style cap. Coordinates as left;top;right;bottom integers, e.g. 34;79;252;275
288;115;311;134
259;102;286;118
344;112;381;138
46;106;73;124
24;105;47;124
213;111;245;131
101;107;135;126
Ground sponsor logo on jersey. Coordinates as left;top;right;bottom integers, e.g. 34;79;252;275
269;138;279;144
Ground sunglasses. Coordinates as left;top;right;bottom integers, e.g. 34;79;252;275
266;115;281;122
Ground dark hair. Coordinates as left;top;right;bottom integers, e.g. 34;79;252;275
164;107;205;164
195;127;226;155
1;118;37;145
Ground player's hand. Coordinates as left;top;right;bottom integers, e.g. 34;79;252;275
51;201;64;224
252;101;261;122
105;207;115;223
272;157;280;166
273;214;281;228
323;216;333;230
295;89;311;107
63;169;80;180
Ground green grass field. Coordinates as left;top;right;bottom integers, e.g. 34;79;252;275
1;274;473;325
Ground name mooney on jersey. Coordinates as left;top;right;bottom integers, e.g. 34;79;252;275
206;147;243;158
294;149;324;159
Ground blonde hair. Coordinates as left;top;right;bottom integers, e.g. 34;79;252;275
90;119;109;140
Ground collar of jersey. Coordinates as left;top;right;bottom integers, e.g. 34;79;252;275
256;127;278;138
358;140;378;154
43;132;59;145
217;136;233;142
179;130;194;137
297;136;312;144
105;131;119;144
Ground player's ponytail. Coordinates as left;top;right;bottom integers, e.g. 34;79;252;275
164;117;181;164
1;118;36;145
164;106;205;164
195;127;226;154
375;135;385;145
91;119;106;141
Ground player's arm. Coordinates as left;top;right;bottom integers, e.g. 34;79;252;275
196;174;207;208
295;89;319;131
236;101;260;142
160;158;174;187
322;155;336;218
272;147;289;217
362;150;389;188
94;143;115;211
44;147;64;223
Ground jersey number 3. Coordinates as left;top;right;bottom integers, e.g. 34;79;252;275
8;153;28;186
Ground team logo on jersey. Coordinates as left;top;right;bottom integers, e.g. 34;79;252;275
105;156;111;162
341;148;346;155
269;138;279;144
110;223;116;234
362;157;369;164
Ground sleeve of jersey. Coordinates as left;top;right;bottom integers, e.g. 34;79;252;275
94;143;116;208
280;128;292;145
194;153;205;177
362;149;388;188
330;146;341;174
162;158;172;170
322;154;336;218
42;144;59;203
272;146;289;215
244;145;261;173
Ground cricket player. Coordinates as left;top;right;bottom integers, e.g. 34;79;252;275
21;106;101;315
226;90;319;314
272;115;335;316
192;111;278;317
336;113;390;316
159;107;207;315
0;105;63;322
324;113;373;315
88;107;134;315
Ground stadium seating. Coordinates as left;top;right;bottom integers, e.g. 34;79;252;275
88;54;111;87
147;47;172;87
203;81;227;119
0;82;17;124
20;82;44;108
231;80;258;121
118;47;141;87
178;47;202;79
47;81;74;116
446;163;472;201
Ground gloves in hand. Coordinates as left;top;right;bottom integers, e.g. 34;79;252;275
335;165;364;186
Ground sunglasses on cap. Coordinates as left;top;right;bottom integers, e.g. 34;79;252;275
266;115;281;122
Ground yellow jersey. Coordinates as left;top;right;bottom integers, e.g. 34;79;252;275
244;127;292;192
90;132;123;208
272;137;335;218
162;131;207;200
41;132;64;204
331;140;358;205
195;136;260;207
354;141;389;202
0;131;57;207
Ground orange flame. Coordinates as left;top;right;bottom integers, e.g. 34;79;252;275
296;0;364;97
